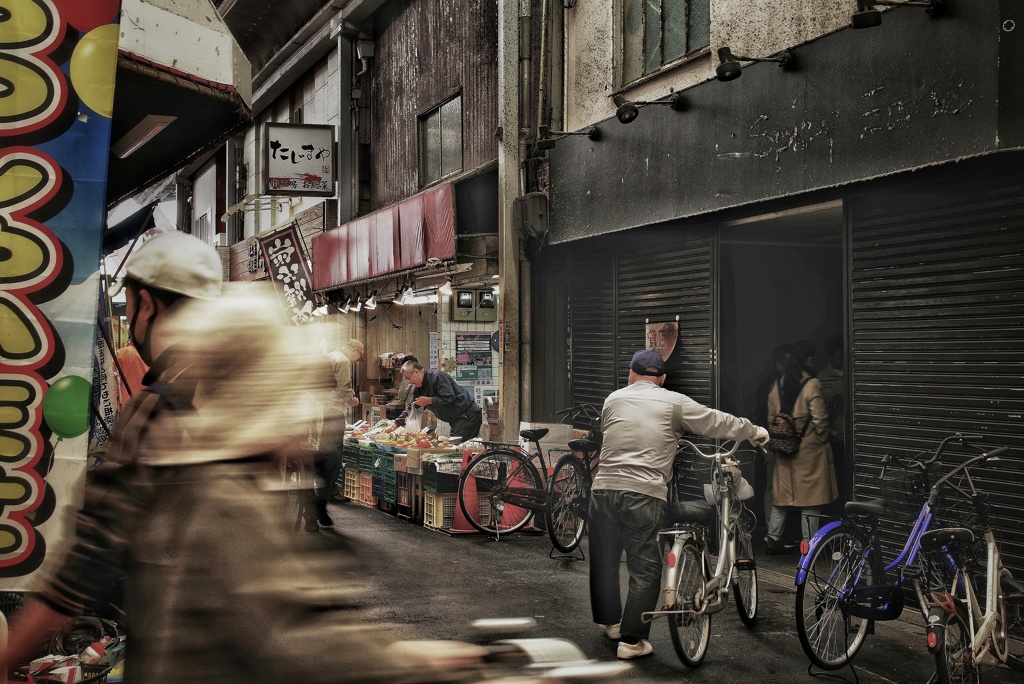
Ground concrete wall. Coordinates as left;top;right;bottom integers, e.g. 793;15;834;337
564;0;856;131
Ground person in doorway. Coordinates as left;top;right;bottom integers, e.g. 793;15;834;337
399;359;482;440
309;338;364;529
754;343;793;530
766;340;839;554
589;349;769;660
3;234;478;681
818;334;846;506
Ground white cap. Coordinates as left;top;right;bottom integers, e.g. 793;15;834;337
109;231;223;299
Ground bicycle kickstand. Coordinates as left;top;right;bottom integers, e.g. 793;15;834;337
549;544;586;561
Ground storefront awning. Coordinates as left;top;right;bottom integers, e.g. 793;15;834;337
313;184;456;291
103;201;157;254
106;0;252;206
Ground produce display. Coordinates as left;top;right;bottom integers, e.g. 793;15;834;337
349;420;459;450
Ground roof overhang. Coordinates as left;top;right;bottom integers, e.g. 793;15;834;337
106;0;253;207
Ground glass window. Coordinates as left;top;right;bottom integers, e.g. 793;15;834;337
419;94;463;186
621;0;710;84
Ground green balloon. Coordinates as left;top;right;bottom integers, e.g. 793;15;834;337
43;375;93;439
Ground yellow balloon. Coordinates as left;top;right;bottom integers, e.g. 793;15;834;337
69;23;120;118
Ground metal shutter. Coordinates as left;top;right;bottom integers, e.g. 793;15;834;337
850;159;1024;575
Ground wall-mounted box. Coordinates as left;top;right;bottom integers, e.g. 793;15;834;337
475;289;497;321
452;289;476;321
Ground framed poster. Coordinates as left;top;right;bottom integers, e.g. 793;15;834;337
263;123;336;196
646;321;679;361
455;332;493;384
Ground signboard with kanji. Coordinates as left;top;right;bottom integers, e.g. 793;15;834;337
259;226;318;324
263;123;336;196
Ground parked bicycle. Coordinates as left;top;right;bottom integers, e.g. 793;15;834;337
642;438;759;668
457;404;601;552
793;433;1020;677
915;442;1024;683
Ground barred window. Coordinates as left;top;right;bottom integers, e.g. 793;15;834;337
621;0;710;84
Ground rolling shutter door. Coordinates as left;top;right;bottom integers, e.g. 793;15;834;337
850;161;1024;575
569;225;714;500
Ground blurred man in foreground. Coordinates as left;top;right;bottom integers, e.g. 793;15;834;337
2;232;477;682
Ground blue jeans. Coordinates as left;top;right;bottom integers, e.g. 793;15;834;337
588;489;665;643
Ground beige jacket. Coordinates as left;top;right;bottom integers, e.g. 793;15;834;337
768;374;839;507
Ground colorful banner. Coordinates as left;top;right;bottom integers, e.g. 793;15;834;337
259;225;317;324
0;0;122;584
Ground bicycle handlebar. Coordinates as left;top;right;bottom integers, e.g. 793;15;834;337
927;446;1011;507
677;439;743;459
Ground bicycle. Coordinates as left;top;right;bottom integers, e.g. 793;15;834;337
457;404;602;553
916;442;1024;683
793;433;1013;674
641;438;759;668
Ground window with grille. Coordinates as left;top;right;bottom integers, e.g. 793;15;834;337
621;0;710;85
419;94;463;187
194;210;211;244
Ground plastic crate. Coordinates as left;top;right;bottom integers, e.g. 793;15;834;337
343;469;361;501
358;445;378;472
424;492;458;530
371;474;383;498
383;480;397;504
397;472;411;507
424;462;460;494
358;471;377;508
376;451;395;475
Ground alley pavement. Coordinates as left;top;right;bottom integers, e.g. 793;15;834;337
317;502;1019;683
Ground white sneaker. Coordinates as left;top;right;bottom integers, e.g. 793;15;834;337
617;639;654;660
599;623;621;640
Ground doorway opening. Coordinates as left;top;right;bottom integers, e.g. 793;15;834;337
718;201;846;543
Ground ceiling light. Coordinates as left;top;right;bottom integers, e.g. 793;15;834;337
364;292;378;310
351;294;362;312
111;114;177;158
340;296;351;314
439;279;453;296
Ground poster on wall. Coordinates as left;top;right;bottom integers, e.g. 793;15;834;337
646;321;679;362
0;0;123;586
263;123;336;196
259;225;317;324
455;332;493;384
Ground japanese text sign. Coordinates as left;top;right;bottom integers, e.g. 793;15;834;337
263;123;336;196
259;226;317;324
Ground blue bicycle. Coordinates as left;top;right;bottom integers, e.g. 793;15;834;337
793;434;1000;671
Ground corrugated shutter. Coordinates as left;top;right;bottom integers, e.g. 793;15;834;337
568;225;715;500
850;160;1024;576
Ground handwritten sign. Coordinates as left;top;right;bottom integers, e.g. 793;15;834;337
263;123;336;196
259;226;317;324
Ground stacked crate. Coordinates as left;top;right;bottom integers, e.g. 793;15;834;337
378;451;397;507
357;444;378;508
422;457;461;531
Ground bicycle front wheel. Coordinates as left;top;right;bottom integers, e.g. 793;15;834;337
732;513;758;627
545;454;588;553
934;607;982;684
668;540;711;668
795;527;873;670
458;449;541;536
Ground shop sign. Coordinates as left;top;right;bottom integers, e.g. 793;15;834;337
259;226;317;324
263;123;336;196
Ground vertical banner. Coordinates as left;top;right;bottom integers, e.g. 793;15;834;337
259;225;317;324
0;0;122;585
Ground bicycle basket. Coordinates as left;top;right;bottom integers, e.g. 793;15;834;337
879;462;941;522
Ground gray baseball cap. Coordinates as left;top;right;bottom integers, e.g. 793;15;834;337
109;231;223;299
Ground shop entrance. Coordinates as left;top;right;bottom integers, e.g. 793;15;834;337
717;202;846;541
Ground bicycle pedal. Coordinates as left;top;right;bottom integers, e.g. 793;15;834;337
734;559;756;571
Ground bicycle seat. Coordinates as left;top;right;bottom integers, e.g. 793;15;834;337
844;498;888;517
665;500;715;526
568;438;597;453
919;527;975;552
519;428;549;442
